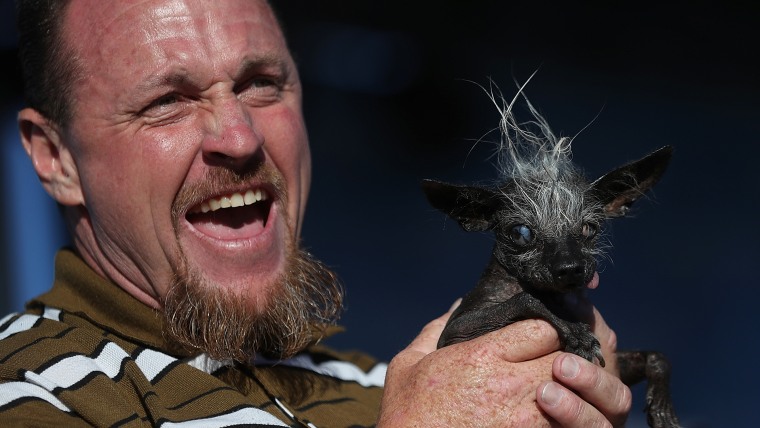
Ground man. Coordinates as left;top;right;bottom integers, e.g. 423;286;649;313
0;0;631;426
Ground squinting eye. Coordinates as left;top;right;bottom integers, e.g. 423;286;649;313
154;94;179;106
509;225;533;246
251;77;276;88
238;76;282;106
582;223;598;239
139;93;187;121
247;77;279;95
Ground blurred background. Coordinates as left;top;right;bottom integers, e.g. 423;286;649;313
1;1;758;426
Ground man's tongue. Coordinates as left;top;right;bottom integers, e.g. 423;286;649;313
188;204;267;240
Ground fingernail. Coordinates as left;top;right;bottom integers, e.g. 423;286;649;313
448;298;462;312
540;382;563;407
561;355;580;379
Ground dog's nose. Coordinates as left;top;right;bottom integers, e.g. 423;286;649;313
551;261;586;288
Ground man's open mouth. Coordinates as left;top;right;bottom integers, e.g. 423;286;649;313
185;188;273;240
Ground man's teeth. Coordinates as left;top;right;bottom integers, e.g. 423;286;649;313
194;189;268;214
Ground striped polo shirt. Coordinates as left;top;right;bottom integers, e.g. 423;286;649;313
0;250;386;427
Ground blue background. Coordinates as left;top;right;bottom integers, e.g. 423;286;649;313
2;1;758;426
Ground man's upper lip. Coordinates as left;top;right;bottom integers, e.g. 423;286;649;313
187;185;272;215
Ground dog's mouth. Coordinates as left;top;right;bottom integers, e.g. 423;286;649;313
185;188;273;240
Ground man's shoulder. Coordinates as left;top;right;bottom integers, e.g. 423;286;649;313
0;308;78;363
0;308;124;426
0;307;134;365
0;308;293;426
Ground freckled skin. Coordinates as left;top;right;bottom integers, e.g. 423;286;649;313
381;318;565;427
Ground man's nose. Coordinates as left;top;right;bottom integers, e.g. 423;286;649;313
201;98;264;170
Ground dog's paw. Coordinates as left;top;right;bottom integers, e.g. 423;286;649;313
646;389;680;428
561;323;605;367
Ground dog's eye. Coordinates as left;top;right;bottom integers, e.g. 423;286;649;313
582;223;598;239
510;225;533;246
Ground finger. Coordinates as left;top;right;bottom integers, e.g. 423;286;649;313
562;294;620;377
549;353;632;426
537;381;610;428
482;319;561;362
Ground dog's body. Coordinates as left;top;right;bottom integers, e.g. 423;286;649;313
422;87;679;427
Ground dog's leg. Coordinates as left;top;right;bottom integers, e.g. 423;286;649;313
617;350;680;428
438;291;604;366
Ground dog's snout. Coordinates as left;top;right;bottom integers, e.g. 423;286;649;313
551;261;585;287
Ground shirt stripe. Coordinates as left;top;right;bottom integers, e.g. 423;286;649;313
158;407;289;427
0;314;41;341
28;341;130;389
256;354;387;387
0;381;72;412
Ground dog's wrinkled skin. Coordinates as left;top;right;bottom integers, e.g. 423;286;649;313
422;91;679;428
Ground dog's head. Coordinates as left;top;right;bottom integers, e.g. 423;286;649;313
423;145;672;293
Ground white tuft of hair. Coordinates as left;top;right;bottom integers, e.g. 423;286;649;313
477;74;606;242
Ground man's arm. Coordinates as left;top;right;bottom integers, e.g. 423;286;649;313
378;304;630;427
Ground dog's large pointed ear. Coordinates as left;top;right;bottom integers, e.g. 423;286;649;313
421;179;500;232
588;146;673;218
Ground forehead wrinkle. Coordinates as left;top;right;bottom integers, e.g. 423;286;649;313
145;2;289;86
133;69;194;94
200;0;284;60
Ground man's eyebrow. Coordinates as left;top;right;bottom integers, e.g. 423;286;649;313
134;70;193;94
235;54;290;80
133;55;290;93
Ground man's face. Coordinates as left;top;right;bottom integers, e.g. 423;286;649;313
61;0;311;309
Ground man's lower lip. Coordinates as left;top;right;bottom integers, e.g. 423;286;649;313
176;203;286;288
182;202;279;248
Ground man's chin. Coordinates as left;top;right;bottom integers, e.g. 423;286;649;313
162;247;344;362
190;270;284;312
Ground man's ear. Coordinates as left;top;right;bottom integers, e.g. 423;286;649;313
18;108;83;206
421;179;500;232
588;146;673;218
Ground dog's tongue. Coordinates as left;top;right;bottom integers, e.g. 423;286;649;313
587;272;600;289
188;204;267;240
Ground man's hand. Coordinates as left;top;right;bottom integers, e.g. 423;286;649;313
536;306;631;427
378;304;631;427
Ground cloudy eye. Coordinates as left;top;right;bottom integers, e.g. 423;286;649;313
510;225;533;246
582;223;598;239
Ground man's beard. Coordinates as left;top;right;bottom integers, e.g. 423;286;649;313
162;166;343;363
163;246;343;362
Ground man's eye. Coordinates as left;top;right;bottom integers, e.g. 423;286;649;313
154;94;179;106
141;93;181;115
251;77;276;89
239;77;281;103
137;93;191;124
